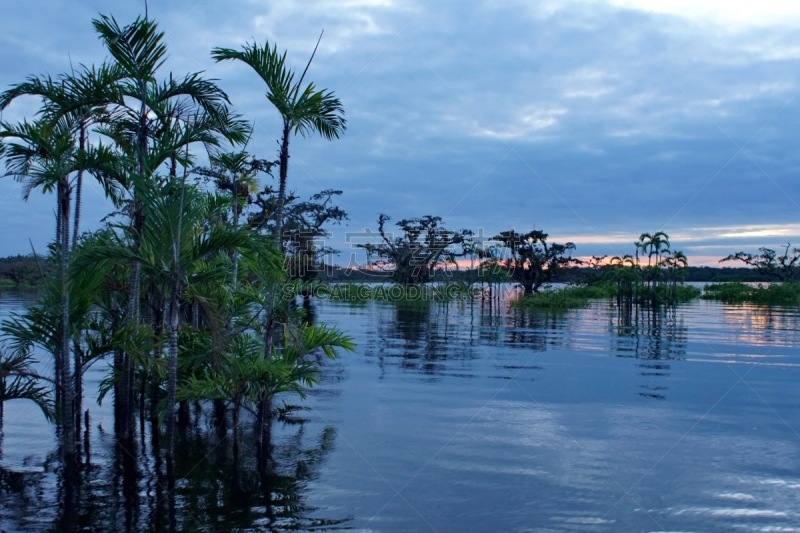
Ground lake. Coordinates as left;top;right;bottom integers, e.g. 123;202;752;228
1;288;800;531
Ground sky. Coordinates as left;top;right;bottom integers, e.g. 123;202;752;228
1;0;800;267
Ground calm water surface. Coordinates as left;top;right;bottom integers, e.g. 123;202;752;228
1;289;799;531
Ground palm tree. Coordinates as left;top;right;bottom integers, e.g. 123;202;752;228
193;149;266;288
212;38;345;366
211;37;346;250
664;250;688;299
92;13;234;440
0;63;125;247
1;120;75;460
92;11;231;316
179;323;354;466
1;66;127;442
78;167;282;458
635;231;671;294
0;117;115;466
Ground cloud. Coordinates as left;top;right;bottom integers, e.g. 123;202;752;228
1;0;799;267
601;0;800;29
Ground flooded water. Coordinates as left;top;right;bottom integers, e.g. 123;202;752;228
1;289;800;531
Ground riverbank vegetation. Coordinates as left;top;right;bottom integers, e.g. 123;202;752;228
702;282;800;305
704;245;800;305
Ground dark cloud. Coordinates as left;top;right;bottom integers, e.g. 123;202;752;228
1;0;799;265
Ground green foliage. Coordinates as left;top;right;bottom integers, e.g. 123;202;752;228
0;255;47;287
702;281;800;306
0;348;54;423
511;284;613;311
0;12;352;465
211;40;346;140
568;283;618;299
582;231;695;306
652;284;701;303
178;323;354;410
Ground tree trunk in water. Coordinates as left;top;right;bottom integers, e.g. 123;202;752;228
257;397;272;465
118;247;141;443
113;344;125;436
302;295;315;324
120;80;149;443
70;127;86;452
166;150;188;460
232;404;240;470
58;179;76;469
178;401;190;427
165;295;179;460
83;410;90;466
523;283;533;297
73;341;82;457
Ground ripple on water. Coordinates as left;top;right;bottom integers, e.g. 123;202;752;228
1;292;800;530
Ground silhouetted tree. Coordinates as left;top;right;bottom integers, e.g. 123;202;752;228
490;230;579;296
358;214;468;285
281;189;348;283
721;243;800;281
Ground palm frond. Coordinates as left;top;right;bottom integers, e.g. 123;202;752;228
212;42;295;100
93;14;168;80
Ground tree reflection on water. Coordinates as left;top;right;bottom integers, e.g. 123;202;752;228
0;409;349;531
607;303;689;400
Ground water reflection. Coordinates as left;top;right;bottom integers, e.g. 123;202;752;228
609;304;688;361
505;308;573;352
4;291;800;531
370;301;484;376
606;304;688;401
722;303;800;349
364;298;578;377
0;409;348;531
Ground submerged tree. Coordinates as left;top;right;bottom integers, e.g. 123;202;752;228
490;230;579;296
272;189;348;284
0;117;119;468
212;35;347;371
357;214;468;285
599;231;694;305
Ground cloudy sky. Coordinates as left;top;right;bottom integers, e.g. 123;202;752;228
1;0;800;266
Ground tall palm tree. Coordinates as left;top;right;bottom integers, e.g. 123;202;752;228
1;66;127;441
211;38;347;250
92;13;234;440
212;38;345;369
78;164;282;458
0;117;116;466
649;231;671;267
92;13;231;321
